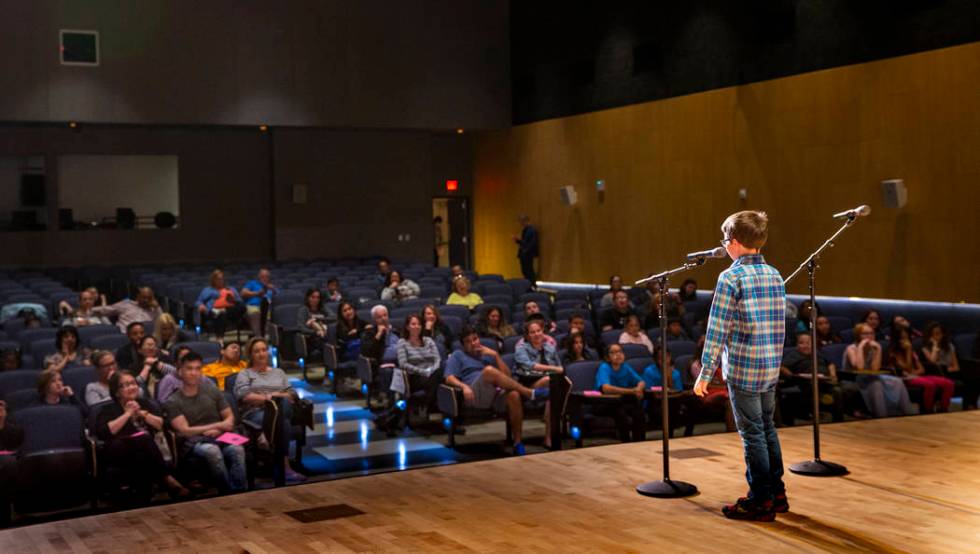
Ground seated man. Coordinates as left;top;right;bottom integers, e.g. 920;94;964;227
202;341;247;391
665;317;691;341
165;352;247;494
523;301;557;334
600;290;636;332
240;268;279;339
114;321;145;371
361;305;399;360
780;332;846;422
91;286;163;333
444;326;548;456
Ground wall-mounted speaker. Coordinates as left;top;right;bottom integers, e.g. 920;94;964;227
881;179;907;209
559;185;578;206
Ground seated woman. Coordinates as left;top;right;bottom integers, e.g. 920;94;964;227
892;315;922;339
153;313;188;354
85;350;119;406
195;270;245;338
843;323;913;418
618;314;654;354
641;345;683;392
202;341;247;391
133;335;177;402
31;369;85;414
689;336;735;432
96;370;188;500
233;338;305;483
794;300;821;333
561;331;599;366
814;315;841;347
380;270;421;305
44;325;92;372
476;306;516;350
336;302;367;363
860;309;887;341
890;326;954;413
678;278;698;303
446;276;483;310
392;314;442;409
514;319;563;448
59;288;110;327
600;275;626;309
920;322;976;410
297;289;335;360
594;344;646;442
421;304;455;352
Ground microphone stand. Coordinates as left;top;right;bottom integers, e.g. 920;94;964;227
785;215;857;477
634;258;705;498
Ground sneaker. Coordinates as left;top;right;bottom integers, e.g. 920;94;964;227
285;468;307;483
531;387;549;401
722;497;775;522
772;492;789;513
513;442;526;456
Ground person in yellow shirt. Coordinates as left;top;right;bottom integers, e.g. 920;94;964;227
446;276;484;310
202;341;246;390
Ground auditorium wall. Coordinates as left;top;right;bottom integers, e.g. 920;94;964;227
0;0;510;130
473;42;980;303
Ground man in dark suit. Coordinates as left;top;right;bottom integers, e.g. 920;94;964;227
512;215;539;287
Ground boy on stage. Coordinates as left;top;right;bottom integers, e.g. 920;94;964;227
693;211;787;521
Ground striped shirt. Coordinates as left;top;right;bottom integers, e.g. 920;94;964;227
698;254;786;392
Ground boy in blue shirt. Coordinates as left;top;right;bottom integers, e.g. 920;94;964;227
694;210;787;521
594;344;647;442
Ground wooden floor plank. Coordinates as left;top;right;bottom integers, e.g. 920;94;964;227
2;412;979;553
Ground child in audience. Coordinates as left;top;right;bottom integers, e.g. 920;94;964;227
844;323;913;417
202;341;247;391
618;314;654;354
665;317;690;341
0;349;21;372
920;322;976;410
561;331;599;365
594;344;647;442
890;327;954;412
860;309;886;341
324;278;343;302
795;300;820;333
31;369;84;415
814;315;841;347
679;278;698;302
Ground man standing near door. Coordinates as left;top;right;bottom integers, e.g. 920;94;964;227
512;215;539;288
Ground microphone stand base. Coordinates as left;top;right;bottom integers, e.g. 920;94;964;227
635;479;698;498
789;459;849;477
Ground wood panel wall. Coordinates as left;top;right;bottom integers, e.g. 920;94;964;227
473;42;980;303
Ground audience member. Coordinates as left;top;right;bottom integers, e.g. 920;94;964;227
0;400;23;525
1;349;22;372
920;322;976;410
85;351;119;406
202;341;247;391
444;326;547;456
380;270;420;304
450;265;464;279
860;309;886;341
134;335;177;401
153;313;184;353
476;305;516;349
44;325;92;372
514;320;562;448
392;314;441;401
564;313;601;352
665;317;691;341
31;369;84;413
643;344;697;435
374;258;392;285
618;314;654;354
561;331;599;366
891;315;922;339
195;270;245;338
96;370;189;499
233;338;305;482
594;344;647;442
115;322;145;372
523;301;557;334
336;302;366;363
599;275;626;309
446;276;483;310
421;304;455;352
689;336;735;432
240;268;279;338
814;315;841;347
678;278;698;302
641;344;683;392
641;280;683;327
297;289;335;340
59;288;110;327
92;286;162;333
600;290;636;331
843;323;913;418
780;333;845;422
324;278;343;302
361;305;399;360
890;327;953;413
165;352;246;494
795;300;821;333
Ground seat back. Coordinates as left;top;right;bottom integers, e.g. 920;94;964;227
90;334;130;352
15;405;84;453
564;361;602;392
77;324;121;346
63;366;99;406
0;369;41;396
621;343;651;359
175;341;222;363
819;343;849;367
601;329;622;346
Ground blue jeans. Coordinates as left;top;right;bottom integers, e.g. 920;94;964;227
728;384;785;502
190;442;247;493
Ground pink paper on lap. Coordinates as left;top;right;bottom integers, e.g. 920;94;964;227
216;432;250;446
648;386;663;392
583;390;602;397
0;450;14;456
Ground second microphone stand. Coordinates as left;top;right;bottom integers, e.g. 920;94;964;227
785;216;856;477
634;259;704;498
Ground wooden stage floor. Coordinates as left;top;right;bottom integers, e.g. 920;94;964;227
3;412;979;553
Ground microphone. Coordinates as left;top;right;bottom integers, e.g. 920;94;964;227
685;246;726;261
832;205;871;219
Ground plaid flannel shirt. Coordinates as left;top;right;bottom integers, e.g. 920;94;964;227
698;254;786;392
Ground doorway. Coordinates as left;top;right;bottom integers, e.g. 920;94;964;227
432;197;470;269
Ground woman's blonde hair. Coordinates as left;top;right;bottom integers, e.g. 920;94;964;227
153;313;179;344
452;275;470;295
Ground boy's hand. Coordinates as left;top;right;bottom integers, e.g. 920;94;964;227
693;379;709;397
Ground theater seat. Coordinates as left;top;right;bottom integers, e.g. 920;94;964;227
12;405;93;514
